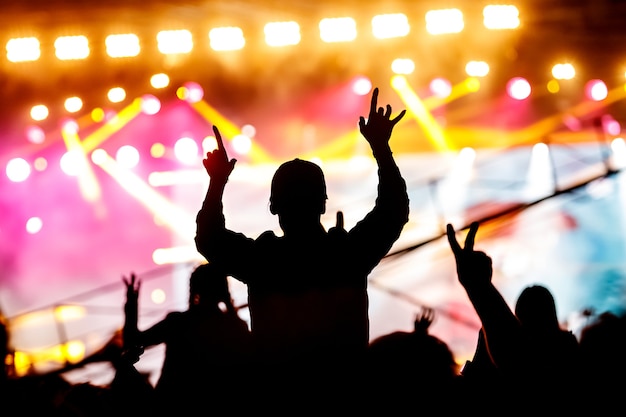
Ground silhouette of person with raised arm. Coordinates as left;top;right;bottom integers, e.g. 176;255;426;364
447;222;580;411
194;87;409;402
122;262;252;414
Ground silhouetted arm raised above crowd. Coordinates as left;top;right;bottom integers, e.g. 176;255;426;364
446;222;523;371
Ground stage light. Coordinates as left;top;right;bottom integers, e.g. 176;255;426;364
174;136;199;165
141;94;161;115
33;157;47;171
585;79;608;101
430;77;452;98
151;288;166;304
602;115;621;136
209;26;245;51
107;87;126;103
54;35;90;60
483;5;520;30
64;96;83;113
391;75;451;152
425;9;464;35
547;80;560;94
178;82;204;103
105;33;140;58
6;157;31;182
507;77;531;100
352;76;372;95
91;148;107;165
61;118;79;134
95;150;197;239
26;217;42;234
371;13;410;39
151;143;166;158
610;137;626;169
6;37;40;62
241;124;257;138
552;63;575;80
157;29;193;54
232;134;252;155
116;145;140;169
264;21;301;47
319;17;357;43
151;73;170;89
25;125;45;144
91;108;105;122
524;142;554;200
30;104;49;121
59;150;83;176
391;58;415;75
465;61;489;77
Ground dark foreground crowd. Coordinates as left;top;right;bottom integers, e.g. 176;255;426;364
2;88;624;415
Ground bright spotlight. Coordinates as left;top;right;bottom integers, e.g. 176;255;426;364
232;134;252;155
6;157;31;182
507;77;531;100
141;95;161;115
179;82;204;103
116;145;140;169
174;137;199;165
352;76;372;95
26;217;43;234
585;79;608;101
60;150;84;176
430;77;452;98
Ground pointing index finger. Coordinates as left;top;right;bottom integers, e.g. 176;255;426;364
213;125;228;158
369;87;379;116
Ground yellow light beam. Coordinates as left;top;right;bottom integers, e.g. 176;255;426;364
61;129;102;204
391;74;453;152
190;100;275;164
81;98;144;152
512;82;626;143
94;151;196;240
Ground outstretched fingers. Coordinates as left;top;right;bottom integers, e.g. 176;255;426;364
446;224;462;256
391;109;406;125
464;222;479;252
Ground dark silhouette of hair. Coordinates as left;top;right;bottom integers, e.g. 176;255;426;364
269;158;328;215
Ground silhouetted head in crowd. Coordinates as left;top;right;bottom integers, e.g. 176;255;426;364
269;159;328;234
188;263;232;310
515;284;560;332
368;308;459;383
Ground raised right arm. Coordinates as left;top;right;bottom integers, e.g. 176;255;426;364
194;125;237;259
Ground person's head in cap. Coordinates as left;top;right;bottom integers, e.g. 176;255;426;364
269;158;328;235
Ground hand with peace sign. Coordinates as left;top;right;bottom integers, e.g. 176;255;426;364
201;125;237;183
446;222;493;291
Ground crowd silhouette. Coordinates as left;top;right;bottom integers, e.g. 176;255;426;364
2;87;626;414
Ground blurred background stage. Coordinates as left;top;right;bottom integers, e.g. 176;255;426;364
2;0;626;386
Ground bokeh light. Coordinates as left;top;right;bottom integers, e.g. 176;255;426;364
232;134;252;155
507;77;531;100
116;145;140;168
25;125;45;144
141;95;161;115
6;157;31;182
585;79;608;101
352;76;372;95
26;217;43;234
174;136;199;164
